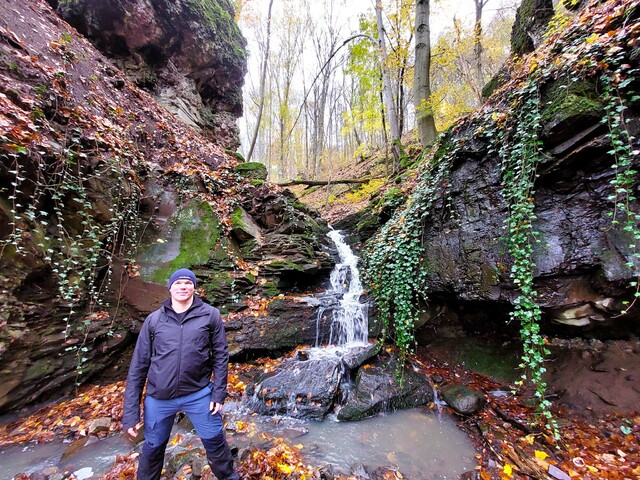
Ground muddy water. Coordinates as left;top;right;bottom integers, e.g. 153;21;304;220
1;407;476;479
297;408;476;478
0;434;133;480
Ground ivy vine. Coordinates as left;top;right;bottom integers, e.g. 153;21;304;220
1;142;142;382
363;145;455;365
600;65;640;313
495;81;559;435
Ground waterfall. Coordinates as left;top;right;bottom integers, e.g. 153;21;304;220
316;229;369;347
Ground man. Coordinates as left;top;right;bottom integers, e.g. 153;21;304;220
122;268;240;480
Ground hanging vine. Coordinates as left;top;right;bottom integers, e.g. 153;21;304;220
363;143;456;366
1;142;143;382
495;81;560;436
600;65;640;313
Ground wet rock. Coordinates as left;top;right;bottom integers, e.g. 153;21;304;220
165;447;207;478
28;473;48;480
245;355;342;419
87;417;111;434
350;463;371;479
336;354;433;421
440;385;486;415
341;343;379;370
61;436;89;460
227;297;329;357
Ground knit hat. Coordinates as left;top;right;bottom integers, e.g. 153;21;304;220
167;268;197;289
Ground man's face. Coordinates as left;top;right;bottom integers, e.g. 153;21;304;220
170;279;195;302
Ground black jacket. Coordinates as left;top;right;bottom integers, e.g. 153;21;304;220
122;296;229;430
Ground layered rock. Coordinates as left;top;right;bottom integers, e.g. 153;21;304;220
360;0;640;339
243;345;432;421
0;0;329;414
49;0;247;149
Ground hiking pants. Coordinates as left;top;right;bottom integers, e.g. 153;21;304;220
137;384;239;480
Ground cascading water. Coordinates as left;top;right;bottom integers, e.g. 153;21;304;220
315;229;369;348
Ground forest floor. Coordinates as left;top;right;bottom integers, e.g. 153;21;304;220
0;345;638;480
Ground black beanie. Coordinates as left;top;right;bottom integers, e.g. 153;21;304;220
168;268;197;289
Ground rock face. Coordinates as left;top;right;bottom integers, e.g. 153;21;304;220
415;81;640;335
360;0;640;340
0;0;330;414
49;0;247;149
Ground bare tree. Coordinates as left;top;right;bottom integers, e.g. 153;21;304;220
246;0;275;163
474;0;489;95
375;0;402;171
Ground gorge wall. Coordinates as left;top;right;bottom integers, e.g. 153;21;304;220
0;0;332;414
47;0;247;150
358;0;640;340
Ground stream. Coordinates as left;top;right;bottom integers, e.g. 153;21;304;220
0;230;478;479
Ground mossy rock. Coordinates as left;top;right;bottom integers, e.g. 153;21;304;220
230;207;262;242
234;162;267;180
137;199;222;284
541;78;602;123
510;0;554;56
225;149;245;162
481;67;510;100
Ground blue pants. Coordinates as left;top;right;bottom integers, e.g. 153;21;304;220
138;385;239;480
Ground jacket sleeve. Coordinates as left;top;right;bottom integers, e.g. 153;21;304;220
122;313;154;430
209;308;229;404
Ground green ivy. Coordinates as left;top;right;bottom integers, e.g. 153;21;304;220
363;147;454;366
496;81;558;436
600;66;640;313
1;144;142;383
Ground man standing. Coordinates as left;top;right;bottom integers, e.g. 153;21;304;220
123;268;240;480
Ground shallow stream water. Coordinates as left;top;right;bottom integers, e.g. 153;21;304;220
0;406;476;480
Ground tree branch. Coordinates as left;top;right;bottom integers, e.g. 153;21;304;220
278;177;381;188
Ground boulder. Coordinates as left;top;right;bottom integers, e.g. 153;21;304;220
234;162;268;181
51;0;247;149
336;353;433;421
245;355;343;419
440;385;486;415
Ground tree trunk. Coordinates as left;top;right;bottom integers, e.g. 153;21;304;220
246;0;275;163
474;0;487;101
414;0;438;147
375;0;401;172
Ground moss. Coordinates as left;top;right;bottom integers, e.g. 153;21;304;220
25;359;57;381
298;185;320;198
230;208;244;229
186;0;246;59
225;149;245;162
264;260;305;272
263;282;281;297
510;0;554;55
481;68;510;100
250;179;264;187
541;79;602;122
139;199;222;284
234;162;267;180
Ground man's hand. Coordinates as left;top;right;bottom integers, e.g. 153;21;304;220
210;401;222;415
126;422;143;442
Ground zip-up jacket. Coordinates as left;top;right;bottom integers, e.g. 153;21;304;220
122;296;229;430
